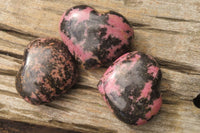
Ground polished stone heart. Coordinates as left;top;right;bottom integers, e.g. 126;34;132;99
60;5;133;69
98;51;162;125
16;38;77;105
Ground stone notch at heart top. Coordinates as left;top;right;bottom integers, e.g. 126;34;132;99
60;5;134;69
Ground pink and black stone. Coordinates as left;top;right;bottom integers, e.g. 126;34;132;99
97;51;162;125
16;38;77;105
60;5;133;69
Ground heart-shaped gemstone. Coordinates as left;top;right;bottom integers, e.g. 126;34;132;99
98;51;162;125
60;5;133;69
16;38;77;105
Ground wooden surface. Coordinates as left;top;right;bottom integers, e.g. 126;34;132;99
0;119;80;133
1;0;200;132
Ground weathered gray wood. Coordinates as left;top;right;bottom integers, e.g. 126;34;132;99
0;0;200;132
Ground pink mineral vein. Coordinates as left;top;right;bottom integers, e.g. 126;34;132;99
136;118;147;125
107;14;133;34
148;65;159;78
128;54;141;70
38;92;49;102
129;96;134;100
24;97;32;104
104;77;121;96
113;52;130;63
106;42;127;59
145;97;162;119
136;81;152;102
30;92;39;100
64;7;93;25
60;32;93;62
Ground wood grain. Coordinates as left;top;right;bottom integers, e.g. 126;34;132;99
0;119;80;133
0;0;200;132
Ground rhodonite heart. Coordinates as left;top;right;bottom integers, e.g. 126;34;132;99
98;51;162;125
60;5;133;69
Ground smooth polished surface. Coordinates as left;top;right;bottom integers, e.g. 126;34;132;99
98;51;162;125
16;38;77;105
60;5;133;69
1;0;200;132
